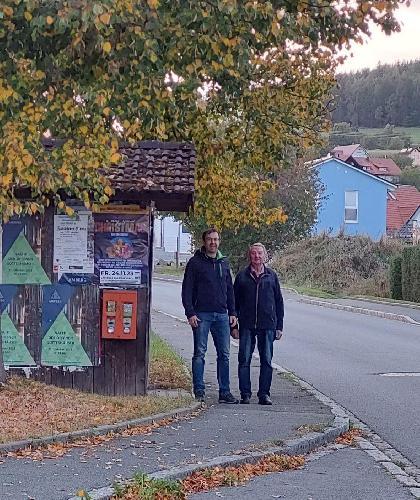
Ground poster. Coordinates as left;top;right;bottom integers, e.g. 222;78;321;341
0;285;35;366
53;210;94;284
94;211;149;286
2;218;50;285
41;285;92;367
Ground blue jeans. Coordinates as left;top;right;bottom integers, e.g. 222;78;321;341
238;328;275;398
192;312;231;396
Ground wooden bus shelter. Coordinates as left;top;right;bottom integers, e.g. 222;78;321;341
1;140;195;396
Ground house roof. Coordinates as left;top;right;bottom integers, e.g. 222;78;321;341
352;157;402;177
313;157;396;188
42;139;196;211
331;144;362;162
387;185;420;231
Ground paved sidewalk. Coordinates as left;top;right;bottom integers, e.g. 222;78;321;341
0;311;337;500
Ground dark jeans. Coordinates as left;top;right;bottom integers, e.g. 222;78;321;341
192;312;231;396
238;328;275;398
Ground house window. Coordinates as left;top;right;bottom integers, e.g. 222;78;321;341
344;191;358;223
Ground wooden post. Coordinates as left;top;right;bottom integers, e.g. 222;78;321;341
0;221;5;384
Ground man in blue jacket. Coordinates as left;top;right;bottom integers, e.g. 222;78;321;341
233;243;284;405
182;228;239;404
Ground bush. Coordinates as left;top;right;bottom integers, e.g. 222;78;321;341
272;234;403;297
389;256;403;300
401;246;420;302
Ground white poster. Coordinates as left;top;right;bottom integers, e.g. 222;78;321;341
53;210;94;277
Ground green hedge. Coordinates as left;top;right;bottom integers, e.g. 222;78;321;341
399;247;420;302
389;256;403;300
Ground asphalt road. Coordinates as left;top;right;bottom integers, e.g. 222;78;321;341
152;279;420;468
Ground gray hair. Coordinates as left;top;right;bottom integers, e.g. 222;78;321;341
247;242;268;263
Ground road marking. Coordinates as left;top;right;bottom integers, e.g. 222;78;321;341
378;372;420;377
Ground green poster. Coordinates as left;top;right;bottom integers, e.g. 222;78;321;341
2;232;50;285
1;312;36;366
41;311;92;367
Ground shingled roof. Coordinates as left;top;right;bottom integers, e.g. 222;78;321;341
387;185;420;231
110;141;195;211
41;139;195;212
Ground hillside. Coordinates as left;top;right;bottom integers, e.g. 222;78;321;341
333;60;420;128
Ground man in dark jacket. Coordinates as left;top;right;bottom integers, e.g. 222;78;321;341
234;243;284;405
182;228;239;404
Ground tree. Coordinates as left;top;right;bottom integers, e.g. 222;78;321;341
400;167;420;190
0;0;407;379
185;161;323;272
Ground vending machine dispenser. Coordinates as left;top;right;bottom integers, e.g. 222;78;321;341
101;290;138;339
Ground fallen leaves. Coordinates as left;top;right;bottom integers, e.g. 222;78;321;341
182;454;305;494
113;455;305;499
0;376;192;448
2;409;203;461
335;428;363;446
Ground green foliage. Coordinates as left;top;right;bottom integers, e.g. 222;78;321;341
400;167;420;190
333;60;420;128
389;256;403;300
114;472;184;499
184;161;320;272
328;123;411;150
401;246;420;302
272;234;403;297
0;0;406;225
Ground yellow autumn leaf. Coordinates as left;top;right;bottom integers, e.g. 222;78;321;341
65;206;75;216
22;155;33;167
102;41;112;53
57;201;65;209
147;0;160;8
103;107;111;116
104;185;113;195
99;13;111;24
24;11;32;21
79;125;88;135
46;16;54;25
110;152;120;163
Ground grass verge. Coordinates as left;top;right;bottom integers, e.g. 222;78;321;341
0;377;192;444
110;454;305;499
284;283;337;299
149;332;191;391
154;266;185;277
0;332;191;444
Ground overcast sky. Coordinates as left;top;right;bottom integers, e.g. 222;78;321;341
338;0;420;73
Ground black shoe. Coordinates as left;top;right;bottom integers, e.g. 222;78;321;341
240;395;251;404
218;392;239;404
258;395;273;405
195;393;205;402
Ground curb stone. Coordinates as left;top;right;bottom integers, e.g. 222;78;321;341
297;296;420;325
68;415;349;500
0;402;201;454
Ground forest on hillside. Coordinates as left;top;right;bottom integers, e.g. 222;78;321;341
332;60;420;127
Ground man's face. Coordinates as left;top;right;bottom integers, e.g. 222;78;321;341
250;246;264;267
204;232;220;255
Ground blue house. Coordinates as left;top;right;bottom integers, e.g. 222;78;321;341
313;157;395;240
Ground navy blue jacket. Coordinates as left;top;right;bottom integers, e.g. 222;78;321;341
182;248;236;319
234;266;284;331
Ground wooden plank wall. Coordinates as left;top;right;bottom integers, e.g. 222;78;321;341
8;207;151;396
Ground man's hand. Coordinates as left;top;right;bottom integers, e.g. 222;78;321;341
230;328;239;340
229;315;237;327
188;315;201;328
275;330;283;340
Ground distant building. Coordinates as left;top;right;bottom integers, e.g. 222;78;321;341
330;144;401;183
153;216;192;266
400;147;420;167
312;157;396;240
387;185;420;243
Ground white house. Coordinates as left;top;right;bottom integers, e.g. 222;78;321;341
154;216;192;265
